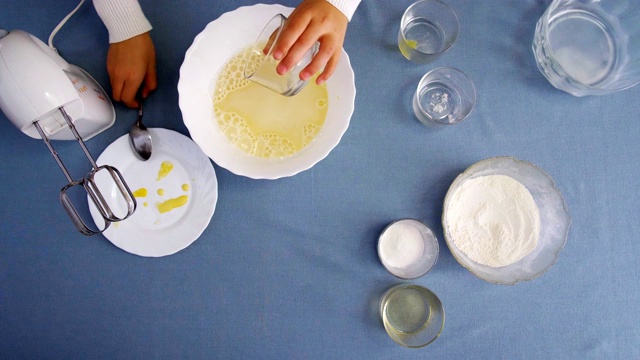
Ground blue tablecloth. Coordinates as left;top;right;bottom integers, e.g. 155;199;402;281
2;0;639;358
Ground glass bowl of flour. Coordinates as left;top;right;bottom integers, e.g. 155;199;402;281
442;157;571;285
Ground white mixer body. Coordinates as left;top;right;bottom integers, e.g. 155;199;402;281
0;30;114;140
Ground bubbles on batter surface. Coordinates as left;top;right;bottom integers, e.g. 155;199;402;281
216;109;257;154
214;47;254;103
213;45;328;159
255;133;296;158
303;123;321;147
213;47;257;154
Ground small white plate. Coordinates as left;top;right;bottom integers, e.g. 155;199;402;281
89;128;218;257
178;4;356;179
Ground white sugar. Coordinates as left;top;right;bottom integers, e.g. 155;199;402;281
379;222;425;269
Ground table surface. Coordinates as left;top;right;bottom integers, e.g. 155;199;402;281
2;1;639;359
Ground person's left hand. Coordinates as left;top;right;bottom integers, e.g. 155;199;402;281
271;0;348;85
106;32;157;108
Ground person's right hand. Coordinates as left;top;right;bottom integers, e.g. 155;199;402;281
271;0;349;85
106;32;157;108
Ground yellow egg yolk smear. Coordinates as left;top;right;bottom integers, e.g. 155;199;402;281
156;195;189;214
157;161;174;181
132;188;148;198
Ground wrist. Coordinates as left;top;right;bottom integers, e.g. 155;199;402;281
93;0;153;43
325;0;362;21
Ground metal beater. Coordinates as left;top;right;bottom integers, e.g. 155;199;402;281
33;107;137;235
0;29;139;235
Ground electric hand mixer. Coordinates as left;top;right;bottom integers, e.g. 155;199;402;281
0;29;136;235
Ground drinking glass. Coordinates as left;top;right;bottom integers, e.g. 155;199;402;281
244;14;319;96
533;0;640;96
380;284;445;348
398;0;459;63
413;67;476;127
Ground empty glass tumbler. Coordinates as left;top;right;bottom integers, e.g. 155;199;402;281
533;0;640;96
398;0;459;63
244;14;319;96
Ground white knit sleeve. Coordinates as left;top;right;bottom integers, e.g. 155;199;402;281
326;0;362;21
93;0;153;43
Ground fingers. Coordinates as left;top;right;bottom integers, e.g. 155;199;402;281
272;18;310;70
108;69;144;108
263;29;280;56
271;12;308;61
115;69;157;108
109;74;124;104
105;33;157;108
315;52;341;85
276;20;339;79
270;0;348;83
121;79;142;108
297;42;333;81
141;59;158;99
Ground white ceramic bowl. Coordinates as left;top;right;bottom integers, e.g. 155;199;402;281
178;4;356;179
442;157;571;285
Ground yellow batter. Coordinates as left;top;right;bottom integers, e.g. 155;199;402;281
213;46;328;158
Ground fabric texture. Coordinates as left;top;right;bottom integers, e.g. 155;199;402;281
2;1;640;359
93;0;152;43
326;0;362;21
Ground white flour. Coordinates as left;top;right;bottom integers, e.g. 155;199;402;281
446;174;540;267
379;222;425;269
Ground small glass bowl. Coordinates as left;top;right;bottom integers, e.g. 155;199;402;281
377;219;439;279
380;284;445;348
413;67;476;127
442;157;571;285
